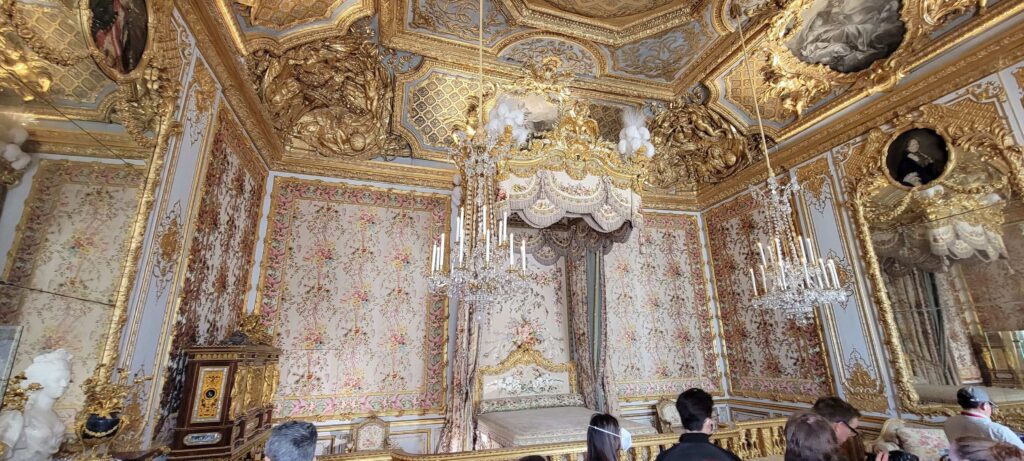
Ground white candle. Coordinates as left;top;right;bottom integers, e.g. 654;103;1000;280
440;233;446;266
798;236;806;261
521;239;526;272
431;243;437;274
482;205;487;238
828;259;840;288
459;235;464;267
486;230;491;264
459;207;464;238
780;264;787;289
806;237;816;262
818;259;828;288
757;242;767;266
759;264;768;292
750;268;758;296
802;257;810;286
502;211;508;243
509;233;515;268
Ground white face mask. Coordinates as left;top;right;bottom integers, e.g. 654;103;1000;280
588;425;633;451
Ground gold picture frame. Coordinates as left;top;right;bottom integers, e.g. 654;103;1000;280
79;0;156;82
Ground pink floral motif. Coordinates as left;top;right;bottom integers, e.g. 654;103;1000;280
605;213;721;400
257;179;449;419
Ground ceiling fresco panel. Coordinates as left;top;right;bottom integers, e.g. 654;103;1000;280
498;36;600;77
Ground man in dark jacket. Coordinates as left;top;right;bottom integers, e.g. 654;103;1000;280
656;388;742;461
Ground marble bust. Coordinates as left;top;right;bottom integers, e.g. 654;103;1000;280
0;349;73;461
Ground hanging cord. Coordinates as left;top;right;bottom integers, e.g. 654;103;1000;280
734;14;774;179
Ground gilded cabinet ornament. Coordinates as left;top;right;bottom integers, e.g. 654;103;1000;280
647;93;751;189
248;26;407;160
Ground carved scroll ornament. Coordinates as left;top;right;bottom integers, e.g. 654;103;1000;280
647;93;751;189
248;28;405;160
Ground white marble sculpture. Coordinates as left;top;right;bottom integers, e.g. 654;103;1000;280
0;349;73;461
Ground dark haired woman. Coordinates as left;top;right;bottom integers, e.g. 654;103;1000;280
587;413;627;461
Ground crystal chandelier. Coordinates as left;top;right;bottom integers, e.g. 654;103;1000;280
426;0;529;307
428;122;530;306
735;12;847;322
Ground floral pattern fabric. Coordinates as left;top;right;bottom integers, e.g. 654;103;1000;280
604;213;721;400
157;107;267;428
0;160;143;418
479;230;569;369
257;178;449;419
705;194;831;402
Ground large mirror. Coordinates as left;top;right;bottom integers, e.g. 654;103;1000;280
848;108;1024;427
0;0;171;450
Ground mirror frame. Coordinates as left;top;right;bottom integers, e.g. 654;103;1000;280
844;103;1024;427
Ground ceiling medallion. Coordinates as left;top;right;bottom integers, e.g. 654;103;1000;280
247;24;407;160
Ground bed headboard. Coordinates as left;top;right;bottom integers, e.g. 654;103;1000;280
475;345;583;414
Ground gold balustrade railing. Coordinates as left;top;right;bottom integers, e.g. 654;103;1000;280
321;417;788;461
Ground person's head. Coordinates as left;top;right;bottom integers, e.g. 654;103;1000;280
265;421;318;461
676;388;716;433
24;349;73;401
957;387;996;417
907;138;920;152
586;413;621;461
785;412;841;461
952;437;1024;461
887;450;920;461
518;457;547;461
812;396;862;444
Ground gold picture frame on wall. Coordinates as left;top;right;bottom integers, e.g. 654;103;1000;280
844;103;1024;427
882;126;955;190
80;0;156;82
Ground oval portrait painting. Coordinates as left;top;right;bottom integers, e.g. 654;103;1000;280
786;0;906;73
885;128;950;188
88;0;150;77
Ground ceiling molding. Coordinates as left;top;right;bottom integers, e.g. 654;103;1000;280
176;0;286;163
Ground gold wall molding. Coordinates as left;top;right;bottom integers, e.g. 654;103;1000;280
844;102;1024;424
25;127;152;160
698;16;1024;209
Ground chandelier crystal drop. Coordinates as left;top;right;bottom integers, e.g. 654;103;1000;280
735;9;848;322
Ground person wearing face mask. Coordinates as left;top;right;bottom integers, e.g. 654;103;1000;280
586;413;631;461
655;388;741;461
945;387;1024;450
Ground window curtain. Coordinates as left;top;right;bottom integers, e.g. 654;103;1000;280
438;298;480;452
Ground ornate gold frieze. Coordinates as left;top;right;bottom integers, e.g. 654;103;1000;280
648;92;751;189
248;25;407;160
236;0;346;30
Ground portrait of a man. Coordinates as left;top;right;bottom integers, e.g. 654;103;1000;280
886;128;949;188
788;0;906;73
90;0;149;75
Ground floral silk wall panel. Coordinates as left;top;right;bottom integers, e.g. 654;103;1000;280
705;193;832;402
258;178;450;419
604;213;721;400
478;229;570;369
0;160;143;418
158;106;267;427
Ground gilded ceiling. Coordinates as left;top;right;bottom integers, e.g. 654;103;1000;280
1;0;1017;203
